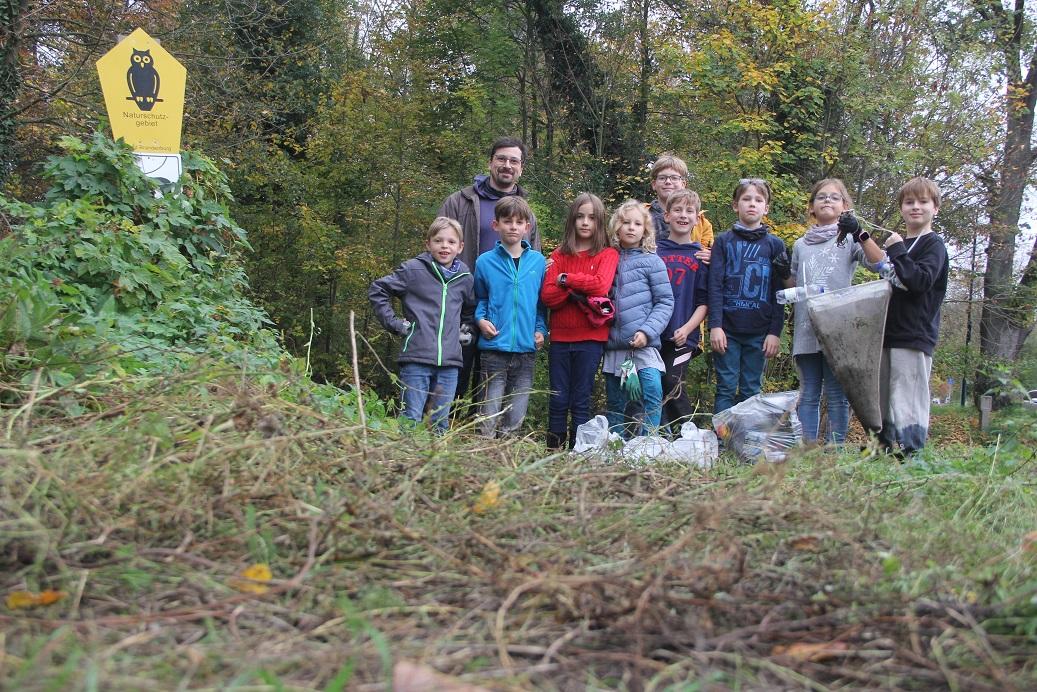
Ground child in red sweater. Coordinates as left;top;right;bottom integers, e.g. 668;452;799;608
541;193;620;449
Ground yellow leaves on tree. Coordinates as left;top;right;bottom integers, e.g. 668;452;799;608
471;481;501;514
769;221;807;248
228;563;273;594
6;590;67;610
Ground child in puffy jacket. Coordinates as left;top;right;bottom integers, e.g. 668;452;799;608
602;200;674;437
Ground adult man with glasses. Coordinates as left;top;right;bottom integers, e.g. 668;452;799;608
439;136;540;410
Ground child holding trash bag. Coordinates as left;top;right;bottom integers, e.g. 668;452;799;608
708;178;791;414
788;179;885;444
842;177;948;456
540;193;619;450
602;200;674;437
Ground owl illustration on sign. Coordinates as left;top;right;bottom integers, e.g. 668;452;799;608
126;48;162;111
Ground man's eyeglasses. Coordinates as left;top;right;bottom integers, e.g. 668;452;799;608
655;174;685;183
814;193;844;203
493;155;523;166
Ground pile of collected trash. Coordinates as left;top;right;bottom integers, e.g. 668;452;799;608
572;391;802;466
712;390;802;463
573;416;719;467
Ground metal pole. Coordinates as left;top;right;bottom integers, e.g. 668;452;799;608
961;229;978;406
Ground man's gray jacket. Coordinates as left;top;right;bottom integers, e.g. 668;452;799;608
438;180;540;269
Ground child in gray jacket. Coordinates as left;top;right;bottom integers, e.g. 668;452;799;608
369;217;476;431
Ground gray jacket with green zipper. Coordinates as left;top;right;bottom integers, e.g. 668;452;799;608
368;252;476;368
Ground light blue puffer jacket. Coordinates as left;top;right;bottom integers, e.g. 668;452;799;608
606;248;674;350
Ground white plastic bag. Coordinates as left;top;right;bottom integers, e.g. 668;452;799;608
572;415;622;453
572;416;718;467
670;422;719;468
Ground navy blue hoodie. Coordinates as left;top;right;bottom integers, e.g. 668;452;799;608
656;238;709;343
707;225;787;337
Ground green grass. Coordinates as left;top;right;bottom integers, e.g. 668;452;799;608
1;363;1035;690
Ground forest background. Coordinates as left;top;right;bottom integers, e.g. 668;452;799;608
3;0;1037;408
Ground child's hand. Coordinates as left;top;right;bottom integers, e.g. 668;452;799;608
695;247;711;265
672;324;692;347
837;211;862;241
534;331;545;349
397;319;412;336
629;331;648;349
884;232;903;249
772;248;792;281
710;327;727;354
763;334;780;358
478;319;498;338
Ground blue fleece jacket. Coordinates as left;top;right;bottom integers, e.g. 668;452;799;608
474;240;548;353
707;226;787;337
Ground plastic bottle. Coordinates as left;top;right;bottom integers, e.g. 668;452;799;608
875;261;905;290
775;284;825;304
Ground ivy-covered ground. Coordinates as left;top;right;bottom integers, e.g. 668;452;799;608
2;137;1035;689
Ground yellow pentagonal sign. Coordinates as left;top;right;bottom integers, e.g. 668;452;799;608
96;28;186;155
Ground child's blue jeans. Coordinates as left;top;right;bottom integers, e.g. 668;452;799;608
399;363;460;432
548;340;604;447
480;350;536;437
605;367;663;437
795;351;848;443
713;332;765;414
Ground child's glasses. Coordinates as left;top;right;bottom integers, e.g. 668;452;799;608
814;193;844;203
655;174;685;183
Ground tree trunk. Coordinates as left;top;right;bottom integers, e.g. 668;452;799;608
0;0;28;183
973;0;1037;407
633;0;650;169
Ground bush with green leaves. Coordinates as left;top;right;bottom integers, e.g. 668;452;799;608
0;132;282;385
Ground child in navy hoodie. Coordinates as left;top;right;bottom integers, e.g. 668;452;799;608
708;178;791;414
656;189;709;429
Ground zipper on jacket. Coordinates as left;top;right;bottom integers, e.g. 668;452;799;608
434;265;471;366
510;250;520;351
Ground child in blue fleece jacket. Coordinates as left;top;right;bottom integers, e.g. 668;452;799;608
474;196;547;438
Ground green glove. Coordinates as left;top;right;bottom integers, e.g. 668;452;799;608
619;358;642;401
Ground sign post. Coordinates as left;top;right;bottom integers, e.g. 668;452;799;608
96;28;187;188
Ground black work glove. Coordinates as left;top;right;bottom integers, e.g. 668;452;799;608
837;211;862;243
772;247;791;281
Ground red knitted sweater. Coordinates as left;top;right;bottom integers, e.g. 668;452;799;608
540;247;620;342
